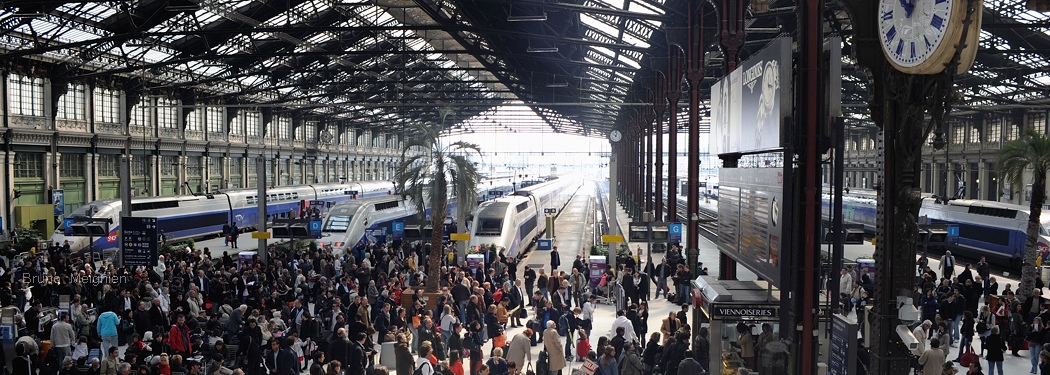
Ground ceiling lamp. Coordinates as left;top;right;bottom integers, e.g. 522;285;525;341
527;46;559;53
507;7;547;21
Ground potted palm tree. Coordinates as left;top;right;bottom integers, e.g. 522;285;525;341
998;127;1050;297
394;118;481;303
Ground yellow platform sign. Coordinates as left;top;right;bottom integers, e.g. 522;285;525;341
450;233;471;241
252;231;271;239
602;234;625;243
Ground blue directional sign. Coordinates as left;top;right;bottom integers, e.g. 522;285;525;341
309;219;323;239
392;221;405;233
669;222;683;242
63;218;75;236
537;238;553;250
946;225;960;238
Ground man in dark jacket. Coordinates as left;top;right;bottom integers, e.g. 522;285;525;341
347;332;370;375
329;328;352;366
677;351;704;375
550;247;561;274
524;266;536;306
661;334;688;375
277;338;299;375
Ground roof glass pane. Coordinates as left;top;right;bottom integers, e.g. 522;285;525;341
56;3;118;22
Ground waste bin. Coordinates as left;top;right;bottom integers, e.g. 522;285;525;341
380;341;397;369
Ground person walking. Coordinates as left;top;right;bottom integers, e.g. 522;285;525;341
1029;317;1046;374
985;326;1006;375
941;251;957;279
96;309;120;356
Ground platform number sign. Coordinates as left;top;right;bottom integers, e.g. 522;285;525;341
121;217;159;267
63;218;75;236
669;223;683;243
309;219;323;239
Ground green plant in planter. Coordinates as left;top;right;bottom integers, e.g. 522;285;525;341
309;240;318;253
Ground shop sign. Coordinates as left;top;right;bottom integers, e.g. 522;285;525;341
713;306;778;319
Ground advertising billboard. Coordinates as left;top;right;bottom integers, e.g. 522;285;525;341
710;36;792;155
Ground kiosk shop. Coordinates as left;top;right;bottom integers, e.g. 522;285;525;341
693;276;789;375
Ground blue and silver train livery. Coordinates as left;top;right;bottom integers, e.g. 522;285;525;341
49;180;395;253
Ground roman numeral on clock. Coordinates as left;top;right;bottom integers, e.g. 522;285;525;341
931;14;944;29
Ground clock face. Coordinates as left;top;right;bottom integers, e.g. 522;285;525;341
878;0;955;69
609;130;622;142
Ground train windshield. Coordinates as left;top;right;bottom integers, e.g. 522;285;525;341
477;218;503;235
324;215;352;232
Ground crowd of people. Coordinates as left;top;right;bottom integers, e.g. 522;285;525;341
838;251;1050;375
0;237;711;375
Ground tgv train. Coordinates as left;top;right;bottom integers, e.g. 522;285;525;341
50;180;395;253
469;177;578;258
822;188;1050;268
321;178;517;254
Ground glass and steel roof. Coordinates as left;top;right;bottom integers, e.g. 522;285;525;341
2;0;1050;137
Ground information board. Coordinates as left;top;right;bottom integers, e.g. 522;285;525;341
466;254;485;270
718;168;784;287
829;314;857;375
121;216;159;267
589;256;607;289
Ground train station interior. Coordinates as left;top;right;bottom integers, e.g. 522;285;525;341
7;0;1050;374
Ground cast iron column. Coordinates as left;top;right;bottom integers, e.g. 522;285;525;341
652;71;667;221
841;0;975;372
666;42;684;224
643;106;654;215
685;0;707;275
716;0;746;280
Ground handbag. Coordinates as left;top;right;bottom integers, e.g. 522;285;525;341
494;334;506;349
519;309;529;319
959;345;979;367
526;363;535;375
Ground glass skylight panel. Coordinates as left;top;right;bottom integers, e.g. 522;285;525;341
627;1;662;16
581;14;620;38
57;3;118;22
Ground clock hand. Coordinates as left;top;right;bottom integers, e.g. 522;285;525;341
898;0;914;16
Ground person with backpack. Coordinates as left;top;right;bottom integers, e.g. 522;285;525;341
642;333;662;375
619;342;643;375
416;346;436;375
560;309;580;360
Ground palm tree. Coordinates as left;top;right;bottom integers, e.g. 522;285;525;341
998;127;1050;297
395;118;481;293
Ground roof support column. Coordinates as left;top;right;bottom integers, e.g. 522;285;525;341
716;0;747;281
685;0;708;277
651;70;667;223
665;35;685;226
